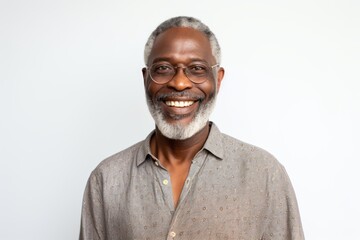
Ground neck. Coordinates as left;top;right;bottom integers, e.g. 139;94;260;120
150;122;211;166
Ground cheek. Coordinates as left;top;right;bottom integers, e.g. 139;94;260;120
145;80;162;99
199;80;217;99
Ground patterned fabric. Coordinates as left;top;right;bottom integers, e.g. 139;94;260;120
80;123;304;240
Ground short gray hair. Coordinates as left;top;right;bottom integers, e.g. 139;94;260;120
144;16;221;65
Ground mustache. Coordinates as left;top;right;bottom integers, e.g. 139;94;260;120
156;91;205;101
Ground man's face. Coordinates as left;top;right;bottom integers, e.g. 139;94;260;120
143;27;224;139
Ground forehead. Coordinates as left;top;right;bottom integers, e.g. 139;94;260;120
148;27;215;64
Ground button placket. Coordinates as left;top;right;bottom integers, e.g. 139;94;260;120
166;152;208;240
176;151;207;208
163;179;169;185
153;162;174;211
185;178;190;186
169;231;176;238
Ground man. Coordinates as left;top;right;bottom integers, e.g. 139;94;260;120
80;16;304;240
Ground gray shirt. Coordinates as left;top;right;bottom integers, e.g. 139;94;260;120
80;123;304;240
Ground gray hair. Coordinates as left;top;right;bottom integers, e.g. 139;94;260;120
144;16;221;65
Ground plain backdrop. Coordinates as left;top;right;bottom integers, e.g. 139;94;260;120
1;0;359;239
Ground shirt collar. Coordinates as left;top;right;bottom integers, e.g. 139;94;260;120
136;122;224;167
136;130;155;167
202;122;224;160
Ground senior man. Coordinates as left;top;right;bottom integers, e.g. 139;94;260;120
80;16;304;240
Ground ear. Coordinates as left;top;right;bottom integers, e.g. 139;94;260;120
216;67;225;93
142;67;147;85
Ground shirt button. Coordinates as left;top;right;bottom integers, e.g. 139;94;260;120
169;231;176;238
154;161;159;166
163;179;169;185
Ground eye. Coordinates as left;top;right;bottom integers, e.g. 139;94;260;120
188;64;208;75
152;64;174;74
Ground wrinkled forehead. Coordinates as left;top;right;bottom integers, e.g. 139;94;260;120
148;27;216;65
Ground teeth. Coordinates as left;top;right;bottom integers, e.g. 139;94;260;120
165;101;194;107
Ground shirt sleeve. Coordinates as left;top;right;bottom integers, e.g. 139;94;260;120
262;164;305;240
79;172;106;240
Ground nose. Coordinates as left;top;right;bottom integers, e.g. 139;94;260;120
166;67;193;91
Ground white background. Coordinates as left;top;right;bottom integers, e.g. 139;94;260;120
1;0;359;239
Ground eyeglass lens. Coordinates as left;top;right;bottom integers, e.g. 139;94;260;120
149;62;215;84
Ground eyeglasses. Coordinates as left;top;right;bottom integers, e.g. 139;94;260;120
147;62;219;84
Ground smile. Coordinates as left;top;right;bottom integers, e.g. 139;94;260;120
165;101;195;108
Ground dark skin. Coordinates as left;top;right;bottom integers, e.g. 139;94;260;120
142;27;225;208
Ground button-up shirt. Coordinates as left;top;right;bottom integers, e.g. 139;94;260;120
80;123;304;239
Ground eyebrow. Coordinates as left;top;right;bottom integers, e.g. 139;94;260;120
151;57;208;64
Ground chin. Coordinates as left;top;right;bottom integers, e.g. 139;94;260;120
146;96;217;140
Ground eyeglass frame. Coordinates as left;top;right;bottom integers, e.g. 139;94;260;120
146;61;220;85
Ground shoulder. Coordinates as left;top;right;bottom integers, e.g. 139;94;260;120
91;140;145;178
220;133;294;193
221;132;280;168
207;123;282;171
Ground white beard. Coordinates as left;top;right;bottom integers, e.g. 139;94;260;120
146;94;217;140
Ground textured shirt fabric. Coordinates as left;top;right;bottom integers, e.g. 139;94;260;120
80;123;304;240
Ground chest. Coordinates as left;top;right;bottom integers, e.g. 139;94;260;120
102;158;270;239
